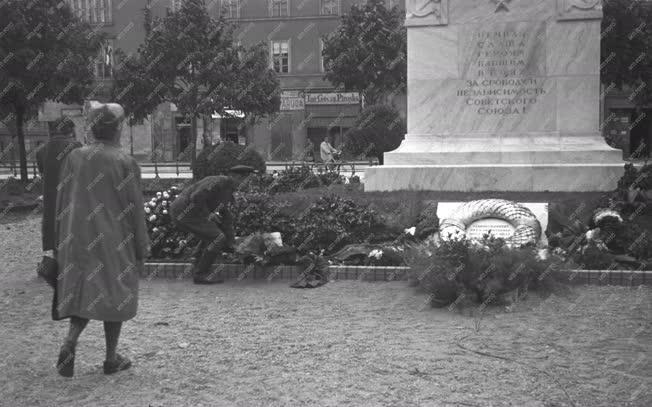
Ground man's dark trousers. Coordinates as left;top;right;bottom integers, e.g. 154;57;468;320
174;216;228;278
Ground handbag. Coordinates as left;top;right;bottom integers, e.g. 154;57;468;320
37;255;58;289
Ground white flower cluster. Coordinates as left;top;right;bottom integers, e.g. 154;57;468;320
144;187;179;224
368;249;383;259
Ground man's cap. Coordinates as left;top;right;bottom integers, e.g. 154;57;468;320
228;165;256;174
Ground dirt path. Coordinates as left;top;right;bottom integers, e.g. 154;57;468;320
1;215;650;407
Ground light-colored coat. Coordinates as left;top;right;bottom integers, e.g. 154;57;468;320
55;141;149;321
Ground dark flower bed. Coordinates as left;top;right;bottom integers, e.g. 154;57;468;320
143;185;403;262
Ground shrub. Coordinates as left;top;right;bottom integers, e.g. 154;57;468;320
624;225;652;260
267;165;321;194
290;194;390;255
618;163;638;190
639;165;652;190
317;171;345;187
238;173;275;194
406;236;563;308
142;178;192;194
192;141;266;180
232;192;295;238
343;104;406;164
570;243;617;270
617;163;652;191
414;202;439;240
405;237;468;306
349;175;361;184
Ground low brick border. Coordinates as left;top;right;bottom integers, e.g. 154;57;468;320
142;262;652;286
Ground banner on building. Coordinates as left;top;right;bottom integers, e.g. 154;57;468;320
280;96;305;111
305;92;360;105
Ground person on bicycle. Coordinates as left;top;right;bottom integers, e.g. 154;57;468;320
320;131;341;171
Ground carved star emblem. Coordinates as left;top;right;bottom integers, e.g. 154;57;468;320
491;0;512;12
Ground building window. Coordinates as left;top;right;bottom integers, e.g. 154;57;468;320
221;0;240;18
95;41;114;79
171;0;184;12
321;0;338;15
67;0;112;25
271;40;290;74
221;118;245;144
269;0;289;17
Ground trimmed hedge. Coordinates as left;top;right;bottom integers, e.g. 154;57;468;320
192;142;266;180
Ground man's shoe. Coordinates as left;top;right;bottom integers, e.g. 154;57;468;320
56;342;75;377
103;353;132;375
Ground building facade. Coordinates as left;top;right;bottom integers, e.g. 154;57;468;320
9;0;645;165
4;0;408;165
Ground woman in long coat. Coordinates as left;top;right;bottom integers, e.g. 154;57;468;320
54;102;149;377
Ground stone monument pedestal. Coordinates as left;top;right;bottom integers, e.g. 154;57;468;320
365;0;624;192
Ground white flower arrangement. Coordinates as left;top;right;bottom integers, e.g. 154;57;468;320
593;209;623;225
368;249;383;259
536;248;549;261
149;215;157;222
163;192;170;199
144;207;151;214
162;209;168;215
585;228;600;241
404;226;416;236
156;192;162;198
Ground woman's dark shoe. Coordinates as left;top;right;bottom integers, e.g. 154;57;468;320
103;353;132;375
56;342;75;377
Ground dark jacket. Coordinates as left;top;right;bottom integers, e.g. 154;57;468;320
169;176;236;246
35;135;82;251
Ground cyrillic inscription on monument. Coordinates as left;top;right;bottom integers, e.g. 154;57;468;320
459;22;547;116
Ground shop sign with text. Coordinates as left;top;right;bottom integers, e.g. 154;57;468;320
305;92;360;105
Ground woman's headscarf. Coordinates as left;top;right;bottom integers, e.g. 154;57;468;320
87;102;125;144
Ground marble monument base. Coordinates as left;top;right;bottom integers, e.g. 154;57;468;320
364;133;625;192
364;163;624;192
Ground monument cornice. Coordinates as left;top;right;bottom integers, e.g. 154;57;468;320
556;0;603;21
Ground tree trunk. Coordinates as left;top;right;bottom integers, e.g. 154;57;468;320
201;114;211;149
15;106;28;182
190;114;198;163
377;153;384;166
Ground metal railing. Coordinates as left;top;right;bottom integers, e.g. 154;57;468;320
0;160;40;179
273;159;377;176
1;158;377;180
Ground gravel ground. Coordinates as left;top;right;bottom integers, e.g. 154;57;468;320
0;214;651;407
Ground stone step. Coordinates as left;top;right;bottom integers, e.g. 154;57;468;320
364;163;624;192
